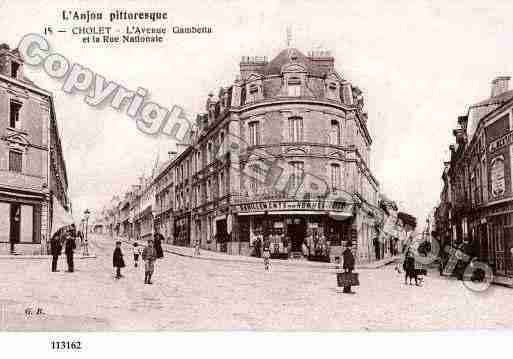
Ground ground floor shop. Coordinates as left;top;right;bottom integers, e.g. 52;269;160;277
0;189;48;255
482;203;513;278
236;211;352;261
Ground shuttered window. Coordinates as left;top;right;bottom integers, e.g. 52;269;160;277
9;150;22;172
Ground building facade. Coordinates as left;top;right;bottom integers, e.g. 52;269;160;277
436;76;513;278
158;46;383;263
102;45;413;264
0;43;71;255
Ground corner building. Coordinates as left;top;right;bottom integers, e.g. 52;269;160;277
164;47;382;263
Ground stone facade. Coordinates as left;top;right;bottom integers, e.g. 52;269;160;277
104;46;410;264
0;43;70;255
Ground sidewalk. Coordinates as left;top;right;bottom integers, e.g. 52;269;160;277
0;253;97;260
118;235;397;270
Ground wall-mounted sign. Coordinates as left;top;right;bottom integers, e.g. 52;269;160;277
489;129;513;153
490;156;506;198
233;199;351;214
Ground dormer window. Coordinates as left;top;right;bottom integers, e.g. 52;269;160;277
249;84;258;94
11;62;20;79
288;77;301;97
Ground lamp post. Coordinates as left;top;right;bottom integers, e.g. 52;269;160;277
84;209;90;256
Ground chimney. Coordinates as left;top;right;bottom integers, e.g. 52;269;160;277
308;50;334;76
491;76;511;97
239;56;267;80
457;115;468;130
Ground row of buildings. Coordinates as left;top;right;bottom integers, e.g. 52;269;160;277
95;45;416;263
0;43;72;255
435;76;513;279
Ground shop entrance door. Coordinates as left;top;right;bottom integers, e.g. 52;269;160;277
216;219;228;252
505;226;513;277
288;217;306;252
492;222;506;276
9;203;20;244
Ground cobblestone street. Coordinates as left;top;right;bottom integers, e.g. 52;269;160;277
1;234;512;331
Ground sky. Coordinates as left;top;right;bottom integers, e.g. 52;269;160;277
2;0;513;227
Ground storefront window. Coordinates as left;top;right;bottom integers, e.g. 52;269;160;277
0;202;9;242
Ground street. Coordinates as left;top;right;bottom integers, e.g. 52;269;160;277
1;234;512;331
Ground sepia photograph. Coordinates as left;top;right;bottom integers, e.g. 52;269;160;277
1;0;513;355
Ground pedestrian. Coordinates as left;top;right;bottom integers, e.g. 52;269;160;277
301;240;309;258
64;229;76;272
142;239;157;284
342;243;356;293
133;242;141;267
154;231;164;259
50;230;62;272
194;239;200;256
262;236;271;271
403;249;419;285
113;241;125;279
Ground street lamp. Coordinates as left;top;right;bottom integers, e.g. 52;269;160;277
84;209;90;256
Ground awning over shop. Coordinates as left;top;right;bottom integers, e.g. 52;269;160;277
238;212;265;216
328;211;353;221
51;196;74;236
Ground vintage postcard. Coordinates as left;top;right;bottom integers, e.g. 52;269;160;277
1;0;513;348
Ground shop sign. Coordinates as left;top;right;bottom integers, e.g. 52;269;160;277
234;199;350;213
490;156;506;198
488;126;513;154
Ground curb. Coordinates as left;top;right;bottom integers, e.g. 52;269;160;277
0;254;97;260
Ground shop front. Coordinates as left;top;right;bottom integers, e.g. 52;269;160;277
485;202;513;277
0;190;46;255
232;198;354;262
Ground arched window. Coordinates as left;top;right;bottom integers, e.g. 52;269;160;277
330;120;340;145
288;117;303;142
249;84;259;94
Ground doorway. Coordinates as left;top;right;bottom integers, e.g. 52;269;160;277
288;217;306;252
9;203;20;244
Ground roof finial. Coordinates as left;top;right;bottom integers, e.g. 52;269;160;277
286;26;292;48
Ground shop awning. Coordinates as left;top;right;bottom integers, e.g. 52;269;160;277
328;211;353;221
237;212;265;216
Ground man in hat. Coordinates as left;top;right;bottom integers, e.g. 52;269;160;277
112;240;125;279
142;239;157;284
342;242;356;293
64;228;76;272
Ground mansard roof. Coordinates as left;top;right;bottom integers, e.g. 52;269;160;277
264;48;332;77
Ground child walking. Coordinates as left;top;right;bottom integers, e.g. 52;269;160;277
142;239;157;284
133;242;141;267
113;241;125;279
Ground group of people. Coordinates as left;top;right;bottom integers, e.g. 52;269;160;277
112;231;164;284
302;232;331;259
252;230;290;259
50;224;81;272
